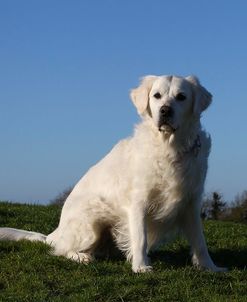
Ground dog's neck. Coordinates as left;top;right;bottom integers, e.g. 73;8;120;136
165;119;201;157
137;117;202;158
180;134;201;157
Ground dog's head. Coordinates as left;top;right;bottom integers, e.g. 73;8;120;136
131;75;212;134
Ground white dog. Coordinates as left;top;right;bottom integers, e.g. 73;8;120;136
0;75;227;273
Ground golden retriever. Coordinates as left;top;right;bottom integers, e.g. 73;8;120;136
0;75;227;273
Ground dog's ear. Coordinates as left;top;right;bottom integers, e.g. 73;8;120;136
130;76;157;115
186;75;212;116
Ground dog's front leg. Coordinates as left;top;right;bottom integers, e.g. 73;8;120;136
182;201;227;272
128;202;152;273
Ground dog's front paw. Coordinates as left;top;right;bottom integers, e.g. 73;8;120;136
192;255;228;272
132;265;153;273
197;264;228;273
210;266;228;273
193;260;228;272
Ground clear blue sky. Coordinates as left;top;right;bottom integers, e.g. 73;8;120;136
0;1;246;204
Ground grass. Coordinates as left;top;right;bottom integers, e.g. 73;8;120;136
0;202;246;302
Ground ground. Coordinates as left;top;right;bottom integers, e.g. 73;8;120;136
0;202;246;302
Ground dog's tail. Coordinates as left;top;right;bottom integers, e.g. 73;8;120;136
0;227;47;242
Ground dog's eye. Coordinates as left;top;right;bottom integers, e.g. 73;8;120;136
153;92;162;99
175;93;186;101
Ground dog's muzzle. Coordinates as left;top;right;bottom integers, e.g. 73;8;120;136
158;105;176;132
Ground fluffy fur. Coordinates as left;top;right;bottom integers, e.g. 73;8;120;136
0;75;227;273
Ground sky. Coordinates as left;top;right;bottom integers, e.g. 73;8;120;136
0;0;247;204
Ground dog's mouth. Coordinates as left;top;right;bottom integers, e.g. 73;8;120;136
158;121;177;133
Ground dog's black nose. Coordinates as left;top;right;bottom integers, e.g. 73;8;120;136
160;105;174;118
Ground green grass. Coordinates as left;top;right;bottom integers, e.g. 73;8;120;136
0;202;246;302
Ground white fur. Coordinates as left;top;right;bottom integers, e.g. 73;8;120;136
0;75;227;273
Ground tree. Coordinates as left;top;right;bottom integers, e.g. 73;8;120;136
210;192;226;220
226;190;247;222
201;192;226;220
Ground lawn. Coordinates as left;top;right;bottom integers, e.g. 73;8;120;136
0;202;246;302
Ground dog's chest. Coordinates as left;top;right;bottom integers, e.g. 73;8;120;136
159;153;199;186
147;152;202;218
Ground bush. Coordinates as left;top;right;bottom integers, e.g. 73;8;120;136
224;191;247;223
50;187;73;206
202;190;247;223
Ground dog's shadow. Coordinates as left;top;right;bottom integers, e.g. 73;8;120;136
209;248;247;270
95;240;246;270
93;232;246;270
149;247;191;269
149;247;247;270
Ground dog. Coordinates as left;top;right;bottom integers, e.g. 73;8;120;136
0;75;227;273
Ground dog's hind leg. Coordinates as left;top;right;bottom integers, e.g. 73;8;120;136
47;217;105;264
